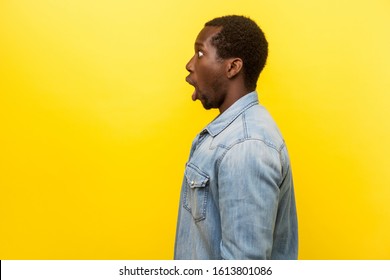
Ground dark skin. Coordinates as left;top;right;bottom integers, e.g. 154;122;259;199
185;26;250;114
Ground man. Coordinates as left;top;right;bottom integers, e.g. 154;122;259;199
174;15;298;260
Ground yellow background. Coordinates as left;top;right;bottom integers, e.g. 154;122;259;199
1;0;389;259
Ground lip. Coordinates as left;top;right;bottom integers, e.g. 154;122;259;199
186;75;199;101
185;75;195;86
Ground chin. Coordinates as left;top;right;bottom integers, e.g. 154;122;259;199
199;96;217;110
201;102;214;110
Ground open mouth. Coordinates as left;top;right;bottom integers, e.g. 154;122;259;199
186;76;198;101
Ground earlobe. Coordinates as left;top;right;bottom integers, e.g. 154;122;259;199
226;58;243;79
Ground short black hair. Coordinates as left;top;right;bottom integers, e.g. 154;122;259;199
205;15;268;91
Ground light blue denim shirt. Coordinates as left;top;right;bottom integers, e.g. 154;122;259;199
174;92;298;260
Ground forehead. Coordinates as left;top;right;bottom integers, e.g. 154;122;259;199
195;26;222;48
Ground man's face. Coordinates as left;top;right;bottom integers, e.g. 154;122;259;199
185;26;228;110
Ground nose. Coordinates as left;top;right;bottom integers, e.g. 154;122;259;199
186;55;195;73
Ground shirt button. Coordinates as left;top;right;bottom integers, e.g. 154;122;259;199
191;181;195;186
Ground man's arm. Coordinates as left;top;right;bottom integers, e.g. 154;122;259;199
218;140;282;259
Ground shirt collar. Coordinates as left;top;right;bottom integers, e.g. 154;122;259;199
205;91;259;137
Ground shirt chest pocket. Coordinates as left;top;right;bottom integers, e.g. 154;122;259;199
183;163;210;222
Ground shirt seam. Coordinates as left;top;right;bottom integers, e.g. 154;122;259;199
207;99;258;137
216;138;285;171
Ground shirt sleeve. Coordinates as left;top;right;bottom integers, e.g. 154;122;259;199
218;140;282;259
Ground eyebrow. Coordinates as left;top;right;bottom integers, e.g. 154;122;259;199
195;42;204;47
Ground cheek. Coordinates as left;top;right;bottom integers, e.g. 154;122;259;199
198;66;220;87
195;59;225;90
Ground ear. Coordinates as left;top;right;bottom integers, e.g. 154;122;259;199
226;58;243;79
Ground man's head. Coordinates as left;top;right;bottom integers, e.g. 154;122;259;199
205;15;268;91
185;15;268;113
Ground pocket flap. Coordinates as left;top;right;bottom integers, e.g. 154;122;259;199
185;164;209;188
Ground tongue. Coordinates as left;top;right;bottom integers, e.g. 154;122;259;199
192;90;198;101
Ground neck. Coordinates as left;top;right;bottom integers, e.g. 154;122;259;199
218;84;251;114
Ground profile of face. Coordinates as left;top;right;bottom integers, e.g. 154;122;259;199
185;26;230;111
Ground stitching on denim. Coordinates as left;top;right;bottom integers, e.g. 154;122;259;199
216;138;282;171
183;163;209;223
242;112;249;139
208;100;258;137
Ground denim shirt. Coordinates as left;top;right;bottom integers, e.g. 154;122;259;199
174;92;298;260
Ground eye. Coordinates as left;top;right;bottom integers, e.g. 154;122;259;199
197;50;204;58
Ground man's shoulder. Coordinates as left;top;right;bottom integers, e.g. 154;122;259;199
219;104;285;151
